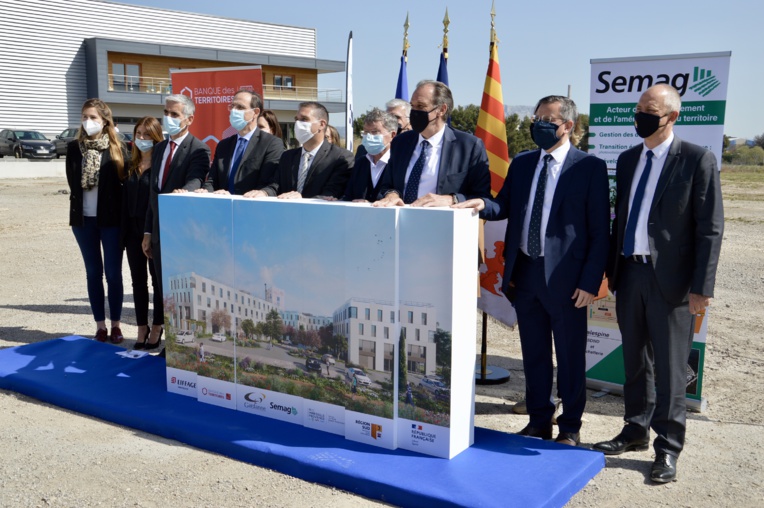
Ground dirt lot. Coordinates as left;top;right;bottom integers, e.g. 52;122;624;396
0;172;762;507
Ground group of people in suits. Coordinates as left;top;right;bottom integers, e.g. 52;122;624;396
66;79;722;484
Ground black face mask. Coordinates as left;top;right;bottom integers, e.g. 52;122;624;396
530;121;562;151
634;112;667;139
409;107;437;133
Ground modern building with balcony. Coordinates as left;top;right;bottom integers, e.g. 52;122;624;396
0;0;345;139
333;297;437;375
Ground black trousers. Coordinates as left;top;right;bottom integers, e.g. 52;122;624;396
513;252;588;434
124;218;163;326
615;259;695;457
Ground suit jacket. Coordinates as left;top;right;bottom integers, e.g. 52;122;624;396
607;136;724;304
203;129;284;195
65;140;127;228
481;145;610;301
343;154;385;201
262;140;354;198
144;134;210;243
377;126;491;202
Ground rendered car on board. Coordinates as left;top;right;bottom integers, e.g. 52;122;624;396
345;367;372;386
321;354;336;365
175;330;195;344
305;357;323;373
418;377;447;393
0;129;56;159
210;333;226;342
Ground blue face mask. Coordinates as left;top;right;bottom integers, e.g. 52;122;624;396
530;121;562;151
163;115;184;136
229;109;250;132
362;133;387;155
134;139;154;152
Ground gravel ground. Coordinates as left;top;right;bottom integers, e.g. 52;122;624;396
1;171;762;507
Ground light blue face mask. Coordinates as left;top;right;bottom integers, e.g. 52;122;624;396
229;109;250;131
134;139;154;152
362;133;387;155
163;115;183;136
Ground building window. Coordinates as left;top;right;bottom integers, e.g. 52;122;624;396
220;288;223;297
211;285;215;294
390;311;395;323
227;291;231;300
371;325;377;337
415;328;420;341
274;75;294;89
202;282;206;293
224;302;227;310
377;309;383;322
358;323;364;335
365;308;370;320
207;297;211;308
421;313;427;325
407;311;414;324
349;306;358;318
384;326;389;339
111;62;141;91
197;295;201;305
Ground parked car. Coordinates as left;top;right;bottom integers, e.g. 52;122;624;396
305;357;322;373
282;338;293;345
0;129;56;159
418;377;447;393
345;367;372;386
211;333;226;342
52;128;79;157
321;354;336;366
175;331;195;344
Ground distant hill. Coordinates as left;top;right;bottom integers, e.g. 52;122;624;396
506;105;534;119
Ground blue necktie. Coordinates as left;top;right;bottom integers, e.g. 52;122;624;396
228;137;248;194
527;154;553;259
623;150;654;257
403;140;430;204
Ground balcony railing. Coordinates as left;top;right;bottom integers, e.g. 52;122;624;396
107;74;344;102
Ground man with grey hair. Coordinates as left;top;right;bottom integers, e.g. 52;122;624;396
386;98;412;133
594;84;723;483
374;80;491;207
343;108;398;201
142;94;210;350
455;94;610;447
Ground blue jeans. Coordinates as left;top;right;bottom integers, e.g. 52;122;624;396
72;217;123;322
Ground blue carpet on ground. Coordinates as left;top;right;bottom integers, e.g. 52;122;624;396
0;337;603;507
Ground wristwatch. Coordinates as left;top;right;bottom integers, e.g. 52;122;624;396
451;194;458;205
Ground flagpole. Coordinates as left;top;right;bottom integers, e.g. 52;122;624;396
345;31;353;152
394;14;409;100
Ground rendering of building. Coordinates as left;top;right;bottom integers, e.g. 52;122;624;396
281;311;332;333
0;0;345;138
333;297;437;375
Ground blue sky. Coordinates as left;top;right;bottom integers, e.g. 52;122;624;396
121;0;763;139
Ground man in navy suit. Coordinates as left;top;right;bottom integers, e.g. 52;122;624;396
456;95;610;446
594;85;724;483
197;90;283;196
374;80;491;207
343;108;397;202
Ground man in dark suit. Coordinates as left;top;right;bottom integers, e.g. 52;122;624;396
373;80;491;207
142;94;210;348
594;84;724;483
259;101;353;199
343;108;397;202
455;95;610;446
197;90;283;196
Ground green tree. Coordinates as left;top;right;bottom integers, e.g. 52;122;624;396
725;145;764;165
353;113;367;139
723;134;730;151
506;114;536;158
254;321;266;340
211;308;231;334
575;113;590;152
262;309;284;342
433;328;452;384
333;334;348;361
241;319;256;340
754;133;764;150
450;104;480;134
319;324;333;349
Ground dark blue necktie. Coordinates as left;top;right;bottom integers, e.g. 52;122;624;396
527;154;553;259
403;140;430;204
623;150;654;257
228;137;248;194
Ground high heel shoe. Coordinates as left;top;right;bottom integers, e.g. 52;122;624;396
144;327;164;351
133;329;150;351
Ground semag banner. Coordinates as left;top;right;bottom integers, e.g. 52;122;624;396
170;66;264;158
586;51;731;411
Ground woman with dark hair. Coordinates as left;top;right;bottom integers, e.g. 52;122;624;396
66;98;127;344
123;116;165;350
257;109;283;141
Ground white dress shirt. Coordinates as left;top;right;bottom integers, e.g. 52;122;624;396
626;133;674;256
404;125;446;199
158;131;189;186
366;149;391;187
520;142;571;256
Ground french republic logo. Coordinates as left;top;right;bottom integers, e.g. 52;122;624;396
411;424;423;431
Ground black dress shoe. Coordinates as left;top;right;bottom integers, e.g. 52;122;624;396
651;453;677;483
555;431;580;446
517;424;553;440
592;432;649;455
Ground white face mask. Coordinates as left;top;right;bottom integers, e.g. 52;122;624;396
82;119;103;137
293;120;316;145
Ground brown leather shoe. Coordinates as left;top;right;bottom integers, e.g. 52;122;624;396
94;328;108;342
555;431;580;446
110;326;124;345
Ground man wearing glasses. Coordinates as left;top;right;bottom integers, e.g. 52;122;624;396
199;89;284;196
455;95;610;447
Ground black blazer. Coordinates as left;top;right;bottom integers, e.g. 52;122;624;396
121;167;151;242
377;126;492;202
481;145;610;301
65;139;127;227
144;134;210;242
343;154;385;201
203;129;284;195
607;136;724;303
261;140;354;198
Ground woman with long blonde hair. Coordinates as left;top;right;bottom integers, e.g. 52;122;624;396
65;98;127;344
123;116;164;350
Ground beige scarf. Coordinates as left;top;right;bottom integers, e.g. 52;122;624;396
80;135;110;190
